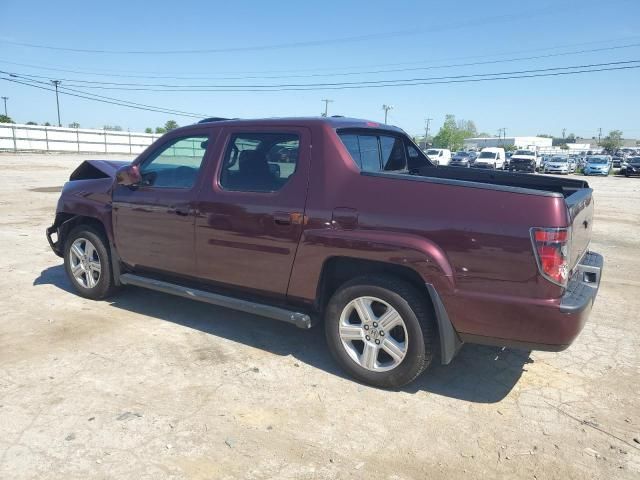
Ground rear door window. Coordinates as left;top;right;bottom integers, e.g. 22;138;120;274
220;133;299;192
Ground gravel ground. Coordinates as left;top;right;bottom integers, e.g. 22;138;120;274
0;153;639;479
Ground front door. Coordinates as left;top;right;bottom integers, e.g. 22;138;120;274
113;133;211;276
194;127;310;296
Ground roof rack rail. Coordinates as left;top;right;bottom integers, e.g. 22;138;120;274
198;117;230;124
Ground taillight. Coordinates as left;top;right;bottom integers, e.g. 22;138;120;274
530;227;571;287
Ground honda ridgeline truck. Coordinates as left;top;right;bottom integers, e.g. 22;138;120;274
46;117;603;388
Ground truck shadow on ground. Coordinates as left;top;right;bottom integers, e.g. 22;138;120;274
35;265;532;403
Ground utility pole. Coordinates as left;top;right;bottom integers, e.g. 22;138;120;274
597;127;602;145
320;99;333;117
424;117;432;148
1;96;7;116
382;104;393;124
51;80;62;126
562;128;566;139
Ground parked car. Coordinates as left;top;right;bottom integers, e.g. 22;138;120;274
449;151;473;167
623;157;640;177
473;147;506;169
509;149;540;173
544;155;574;175
424;148;451;166
612;156;624;168
46;116;603;388
583;156;612;176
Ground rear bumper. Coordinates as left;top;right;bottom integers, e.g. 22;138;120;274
454;251;603;351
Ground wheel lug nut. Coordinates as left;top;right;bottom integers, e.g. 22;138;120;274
372;322;378;328
380;331;385;336
363;325;369;330
365;335;370;341
375;339;380;345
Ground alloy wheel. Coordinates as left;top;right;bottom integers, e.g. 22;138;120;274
69;237;102;288
338;296;409;372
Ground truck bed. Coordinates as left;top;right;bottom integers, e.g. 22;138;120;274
417;165;588;198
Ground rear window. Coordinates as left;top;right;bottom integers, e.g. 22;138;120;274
338;132;408;172
478;151;497;159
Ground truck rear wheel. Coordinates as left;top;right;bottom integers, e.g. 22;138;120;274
324;275;436;388
63;225;117;300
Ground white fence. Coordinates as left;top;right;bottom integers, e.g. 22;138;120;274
0;123;159;154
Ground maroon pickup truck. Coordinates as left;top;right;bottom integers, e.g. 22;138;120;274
47;117;603;388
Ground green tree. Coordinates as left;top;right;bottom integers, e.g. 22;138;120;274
432;114;479;150
103;125;123;131
144;127;153;134
68;122;80;128
26;121;38;125
0;114;14;123
155;126;166;134
164;120;179;131
432;115;459;150
600;130;623;152
44;122;52;126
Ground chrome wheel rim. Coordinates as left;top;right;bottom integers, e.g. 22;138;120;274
69;238;101;288
338;296;408;372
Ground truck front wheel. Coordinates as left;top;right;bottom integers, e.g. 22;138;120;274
324;276;437;388
63;225;117;300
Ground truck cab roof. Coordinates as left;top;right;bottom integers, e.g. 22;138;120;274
186;116;406;134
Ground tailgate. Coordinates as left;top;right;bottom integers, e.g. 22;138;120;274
566;188;594;270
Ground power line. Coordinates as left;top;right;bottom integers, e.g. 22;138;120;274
5;60;637;92
0;4;578;55
0;77;208;118
3;40;639;82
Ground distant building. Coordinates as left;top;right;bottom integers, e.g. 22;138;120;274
463;136;552;150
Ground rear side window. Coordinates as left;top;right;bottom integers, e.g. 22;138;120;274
338;132;407;172
220;133;299;192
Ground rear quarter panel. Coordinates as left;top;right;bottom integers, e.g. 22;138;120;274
288;124;569;336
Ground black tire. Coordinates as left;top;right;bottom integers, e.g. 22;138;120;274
324;275;437;388
63;225;117;300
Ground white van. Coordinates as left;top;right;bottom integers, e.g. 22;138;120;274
424;148;452;166
474;147;506;169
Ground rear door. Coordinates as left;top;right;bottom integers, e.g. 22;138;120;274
194;126;311;296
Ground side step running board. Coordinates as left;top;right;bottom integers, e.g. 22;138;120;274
119;273;312;329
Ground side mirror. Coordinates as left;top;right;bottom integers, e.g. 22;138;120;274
116;164;141;186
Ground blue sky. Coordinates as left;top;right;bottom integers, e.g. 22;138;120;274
1;0;639;139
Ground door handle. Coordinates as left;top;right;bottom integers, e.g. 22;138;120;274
168;206;191;216
273;212;292;225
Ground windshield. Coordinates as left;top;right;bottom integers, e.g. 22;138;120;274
455;151;469;157
478;151;497;159
514;150;535;156
629;157;640;165
550;157;568;163
426;149;439;155
587;157;609;164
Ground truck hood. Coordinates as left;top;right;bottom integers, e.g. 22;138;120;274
69;159;131;181
511;155;535;161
